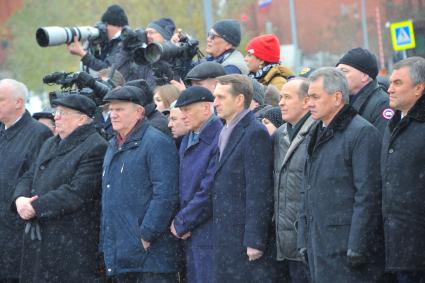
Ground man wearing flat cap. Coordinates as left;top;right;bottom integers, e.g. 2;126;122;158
13;94;108;282
124;80;171;136
67;4;129;72
169;86;222;283
32;111;55;134
101;86;181;282
337;47;390;134
184;61;226;93
205;19;248;75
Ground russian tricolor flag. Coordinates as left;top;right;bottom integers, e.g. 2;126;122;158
258;0;272;12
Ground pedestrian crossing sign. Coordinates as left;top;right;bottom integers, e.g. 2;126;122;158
390;20;416;51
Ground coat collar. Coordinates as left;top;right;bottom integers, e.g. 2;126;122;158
181;116;223;152
110;120;150;149
216;111;254;171
327;104;358;131
388;93;425;133
40;123;97;164
1;110;32;140
351;80;380;112
307;105;357;155
282;115;316;167
196;116;223;145
262;65;294;84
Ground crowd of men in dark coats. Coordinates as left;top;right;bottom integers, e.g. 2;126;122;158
1;3;425;283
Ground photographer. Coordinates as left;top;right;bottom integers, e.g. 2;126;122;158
146;18;196;85
146;18;176;45
113;27;157;84
205;19;248;75
66;4;128;72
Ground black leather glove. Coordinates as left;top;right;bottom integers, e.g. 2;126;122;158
347;249;366;268
25;221;42;241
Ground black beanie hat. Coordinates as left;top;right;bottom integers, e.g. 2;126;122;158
147;18;176;41
212;19;241;47
250;78;265;105
337;47;379;79
101;4;128;27
262;106;284;129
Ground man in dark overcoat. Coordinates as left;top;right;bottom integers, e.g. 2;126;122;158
336;47;390;134
0;79;52;282
211;74;276;282
170;86;222;283
381;56;425;282
13;94;107;283
298;67;384;283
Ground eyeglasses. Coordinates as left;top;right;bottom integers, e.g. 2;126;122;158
207;31;222;41
145;29;159;35
52;109;83;117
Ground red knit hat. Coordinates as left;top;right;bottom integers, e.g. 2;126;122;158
246;34;280;63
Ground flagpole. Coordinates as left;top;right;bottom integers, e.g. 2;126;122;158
288;0;300;71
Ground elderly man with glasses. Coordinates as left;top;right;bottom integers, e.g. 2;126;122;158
13;94;108;282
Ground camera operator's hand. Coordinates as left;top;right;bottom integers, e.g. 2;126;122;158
171;28;182;44
170;79;186;92
66;36;87;58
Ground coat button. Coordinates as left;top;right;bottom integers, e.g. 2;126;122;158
39;165;45;170
107;268;112;272
106;184;110;188
388;148;394;154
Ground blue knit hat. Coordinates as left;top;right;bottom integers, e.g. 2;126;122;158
147;18;176;41
212;19;241;47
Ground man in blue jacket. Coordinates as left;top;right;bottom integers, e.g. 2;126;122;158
170;86;222;283
101;85;180;282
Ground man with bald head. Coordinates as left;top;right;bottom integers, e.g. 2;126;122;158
0;79;51;282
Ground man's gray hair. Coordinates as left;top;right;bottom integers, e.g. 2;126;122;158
0;79;28;101
309;67;349;104
393;56;425;86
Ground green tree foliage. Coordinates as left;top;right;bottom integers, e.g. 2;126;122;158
5;0;206;92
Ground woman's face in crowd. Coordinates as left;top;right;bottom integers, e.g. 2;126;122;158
154;92;166;112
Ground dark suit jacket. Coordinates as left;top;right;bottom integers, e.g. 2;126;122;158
211;111;276;282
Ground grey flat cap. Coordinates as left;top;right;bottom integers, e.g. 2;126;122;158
185;61;226;82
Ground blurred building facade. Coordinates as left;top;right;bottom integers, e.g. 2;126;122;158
0;0;22;77
242;0;425;71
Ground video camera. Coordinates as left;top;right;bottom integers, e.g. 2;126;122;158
43;71;114;106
